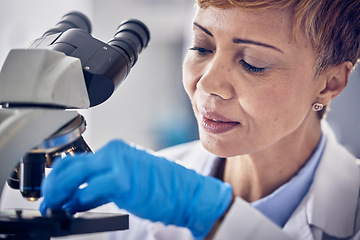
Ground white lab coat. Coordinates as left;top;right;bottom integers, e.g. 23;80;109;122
213;120;360;239
107;120;360;240
2;121;359;240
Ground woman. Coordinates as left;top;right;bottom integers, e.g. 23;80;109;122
41;0;360;239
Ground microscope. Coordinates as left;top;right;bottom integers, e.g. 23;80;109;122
0;11;150;239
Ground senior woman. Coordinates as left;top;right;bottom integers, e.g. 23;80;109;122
41;0;360;239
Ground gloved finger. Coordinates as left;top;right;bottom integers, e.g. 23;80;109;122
42;140;130;211
40;200;48;216
61;192;110;214
52;140;133;201
42;141;122;209
72;172;118;208
49;152;87;174
46;139;124;182
41;155;93;209
42;154;113;210
48;146;113;179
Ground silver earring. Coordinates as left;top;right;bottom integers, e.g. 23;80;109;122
312;103;324;112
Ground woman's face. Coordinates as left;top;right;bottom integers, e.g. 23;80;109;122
183;6;324;157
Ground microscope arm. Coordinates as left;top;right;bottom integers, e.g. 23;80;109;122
0;109;78;195
0;48;89;196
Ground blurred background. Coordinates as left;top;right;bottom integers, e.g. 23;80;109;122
0;0;359;158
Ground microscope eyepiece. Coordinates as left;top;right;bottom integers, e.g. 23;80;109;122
108;20;150;67
42;11;92;37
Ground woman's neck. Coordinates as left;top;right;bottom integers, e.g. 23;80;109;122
224;118;322;202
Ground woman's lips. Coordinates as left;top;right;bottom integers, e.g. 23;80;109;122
198;107;240;134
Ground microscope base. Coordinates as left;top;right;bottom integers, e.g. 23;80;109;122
0;209;129;240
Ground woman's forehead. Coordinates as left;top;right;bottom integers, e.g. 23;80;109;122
194;7;290;36
193;6;312;51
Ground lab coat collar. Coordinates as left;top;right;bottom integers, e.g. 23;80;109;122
304;121;360;238
162;122;360;238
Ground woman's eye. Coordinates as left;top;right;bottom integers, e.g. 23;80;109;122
240;59;267;73
188;47;213;55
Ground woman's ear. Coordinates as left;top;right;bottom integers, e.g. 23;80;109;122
316;61;353;105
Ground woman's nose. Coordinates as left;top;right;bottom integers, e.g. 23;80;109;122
196;57;235;100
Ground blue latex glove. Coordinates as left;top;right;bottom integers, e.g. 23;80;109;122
40;139;233;238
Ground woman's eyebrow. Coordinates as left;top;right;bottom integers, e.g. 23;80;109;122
193;22;213;37
233;38;284;53
193;22;283;53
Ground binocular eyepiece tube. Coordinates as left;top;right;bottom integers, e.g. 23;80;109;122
28;11;150;107
42;11;92;37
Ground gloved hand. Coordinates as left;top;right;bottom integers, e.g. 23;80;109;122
40;139;233;238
